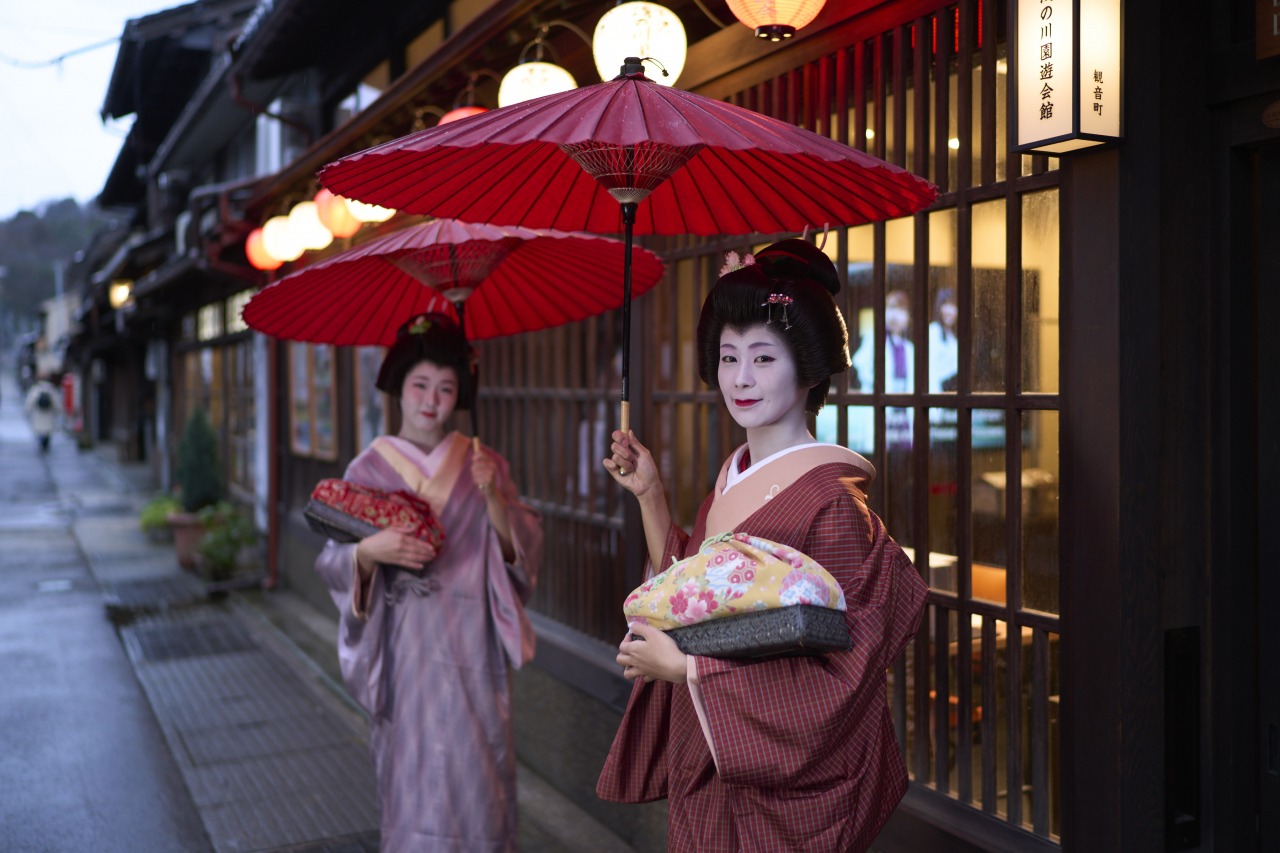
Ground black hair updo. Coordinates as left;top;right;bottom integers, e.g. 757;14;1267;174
696;238;850;415
375;312;475;409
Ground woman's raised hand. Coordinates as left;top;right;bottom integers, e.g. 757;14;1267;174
470;440;499;498
604;429;659;497
356;523;437;572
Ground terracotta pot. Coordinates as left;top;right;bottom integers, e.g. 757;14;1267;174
166;511;207;570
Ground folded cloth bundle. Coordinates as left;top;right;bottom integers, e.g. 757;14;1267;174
305;479;445;550
623;533;851;659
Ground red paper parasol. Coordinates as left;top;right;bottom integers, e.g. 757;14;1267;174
320;59;938;427
240;218;665;346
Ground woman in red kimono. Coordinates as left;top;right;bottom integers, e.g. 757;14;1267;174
597;239;930;852
314;313;542;852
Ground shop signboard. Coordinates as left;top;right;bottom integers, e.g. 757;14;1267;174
1013;0;1122;154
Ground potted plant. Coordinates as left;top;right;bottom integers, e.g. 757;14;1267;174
139;493;182;543
195;501;258;582
168;408;223;569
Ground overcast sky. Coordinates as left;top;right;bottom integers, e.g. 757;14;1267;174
0;2;177;220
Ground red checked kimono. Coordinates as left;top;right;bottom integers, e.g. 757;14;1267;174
597;444;929;853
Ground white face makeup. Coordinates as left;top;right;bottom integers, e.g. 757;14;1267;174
717;324;810;432
398;360;459;443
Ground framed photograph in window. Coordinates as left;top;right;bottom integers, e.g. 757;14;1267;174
289;342;312;455
354;346;389;450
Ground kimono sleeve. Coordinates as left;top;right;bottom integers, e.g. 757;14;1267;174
691;495;917;789
596;518;694;802
310;452;396;718
491;450;542;601
595;679;675;802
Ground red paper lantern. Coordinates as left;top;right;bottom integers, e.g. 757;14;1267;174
314;188;362;238
439;106;488;125
245;227;282;271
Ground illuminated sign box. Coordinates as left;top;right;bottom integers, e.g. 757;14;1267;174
1012;0;1123;154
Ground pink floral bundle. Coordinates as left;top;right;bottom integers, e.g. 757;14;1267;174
623;533;845;632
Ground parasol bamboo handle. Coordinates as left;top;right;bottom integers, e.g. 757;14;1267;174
619;400;630;435
472;436;481;453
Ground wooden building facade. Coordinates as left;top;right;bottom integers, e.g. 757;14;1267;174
82;1;1278;850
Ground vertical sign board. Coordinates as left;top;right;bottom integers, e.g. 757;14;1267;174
1079;0;1122;141
1260;0;1280;60
1013;0;1122;154
1017;0;1074;148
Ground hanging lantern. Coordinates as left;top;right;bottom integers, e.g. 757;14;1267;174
314;188;361;238
592;2;687;85
261;215;304;263
439;105;489;124
498;61;577;107
344;199;396;223
287;200;334;251
245;228;282;271
108;280;133;309
1011;0;1123;154
726;0;827;42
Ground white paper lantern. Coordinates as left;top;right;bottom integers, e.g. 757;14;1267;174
592;2;687;85
261;215;304;263
498;61;577;107
287;201;334;251
344;199;396;223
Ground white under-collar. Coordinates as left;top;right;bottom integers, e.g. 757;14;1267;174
723;442;822;494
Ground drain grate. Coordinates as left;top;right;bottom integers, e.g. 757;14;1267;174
262;830;381;852
129;619;257;662
103;576;208;625
104;576;206;608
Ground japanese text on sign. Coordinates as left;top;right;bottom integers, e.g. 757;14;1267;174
1039;0;1054;121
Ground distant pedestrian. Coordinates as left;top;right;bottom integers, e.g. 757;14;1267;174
23;375;62;452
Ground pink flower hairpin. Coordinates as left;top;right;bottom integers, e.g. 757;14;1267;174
719;250;756;278
761;293;794;329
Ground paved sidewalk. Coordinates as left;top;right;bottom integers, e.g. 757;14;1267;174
72;446;634;852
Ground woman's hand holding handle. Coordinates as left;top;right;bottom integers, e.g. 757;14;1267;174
356;523;436;575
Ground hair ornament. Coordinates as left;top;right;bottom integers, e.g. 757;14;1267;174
719;250;756;278
407;315;433;335
762;292;795;329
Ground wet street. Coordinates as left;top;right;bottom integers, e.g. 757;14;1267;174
0;364;635;853
0;373;210;851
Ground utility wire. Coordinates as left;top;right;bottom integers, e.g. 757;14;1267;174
691;0;729;29
0;37;120;69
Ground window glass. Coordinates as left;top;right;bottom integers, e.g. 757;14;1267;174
847;224;876;393
972;198;1007;392
929;209;959;394
226;290;252;334
995;45;1010;183
1022;190;1060;393
198;304;222;342
355;346;387;451
1021;409;1059;613
312;345;337;459
928;407;958;592
289;343;311;455
971;406;1007;602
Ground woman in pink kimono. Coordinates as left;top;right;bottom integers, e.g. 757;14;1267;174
314;313;542;852
597;240;930;852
